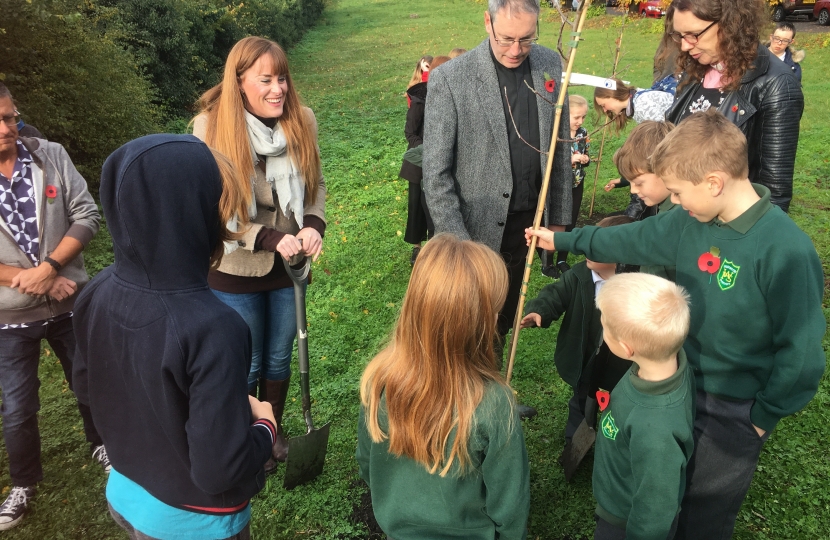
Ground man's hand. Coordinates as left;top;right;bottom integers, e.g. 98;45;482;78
249;395;277;426
10;264;57;296
48;277;77;302
604;178;622;192
520;313;542;329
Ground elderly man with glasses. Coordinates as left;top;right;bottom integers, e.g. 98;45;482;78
423;0;572;420
0;83;108;530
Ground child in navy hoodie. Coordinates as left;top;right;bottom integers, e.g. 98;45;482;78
73;135;276;539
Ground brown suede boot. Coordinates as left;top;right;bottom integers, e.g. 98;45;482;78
262;377;291;462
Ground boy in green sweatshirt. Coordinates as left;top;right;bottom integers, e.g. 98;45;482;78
521;215;634;444
592;272;695;540
525;109;826;540
612;121;677;281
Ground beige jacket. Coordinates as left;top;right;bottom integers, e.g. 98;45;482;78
192;109;326;277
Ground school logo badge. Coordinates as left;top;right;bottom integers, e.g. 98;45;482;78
716;260;740;291
601;412;619;440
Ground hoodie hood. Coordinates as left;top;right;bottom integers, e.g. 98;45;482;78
100;134;222;290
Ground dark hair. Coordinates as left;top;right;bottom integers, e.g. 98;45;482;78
668;0;767;92
593;79;635;134
597;215;635;228
775;21;796;39
0;83;13;103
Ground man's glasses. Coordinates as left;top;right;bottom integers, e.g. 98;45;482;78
0;111;20;128
770;35;793;45
669;20;717;45
490;19;539;48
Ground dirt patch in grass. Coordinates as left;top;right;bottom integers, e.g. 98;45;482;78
348;482;385;539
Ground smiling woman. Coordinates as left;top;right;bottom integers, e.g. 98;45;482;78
663;0;804;213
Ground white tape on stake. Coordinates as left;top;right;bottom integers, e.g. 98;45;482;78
562;73;630;89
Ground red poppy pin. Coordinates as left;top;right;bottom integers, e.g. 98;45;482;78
45;185;57;204
596;390;610;412
731;104;738;113
698;246;721;283
543;71;556;93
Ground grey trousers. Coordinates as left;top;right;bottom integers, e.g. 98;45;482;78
109;504;251;540
675;390;770;540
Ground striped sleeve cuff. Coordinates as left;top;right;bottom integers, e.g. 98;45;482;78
253;419;277;445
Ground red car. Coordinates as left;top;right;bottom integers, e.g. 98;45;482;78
815;0;830;25
636;1;666;18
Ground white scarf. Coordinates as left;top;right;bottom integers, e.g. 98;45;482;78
224;113;306;255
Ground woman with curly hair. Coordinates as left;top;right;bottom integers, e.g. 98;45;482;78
664;0;803;212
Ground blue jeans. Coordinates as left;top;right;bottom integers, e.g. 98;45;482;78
211;287;298;387
0;316;102;486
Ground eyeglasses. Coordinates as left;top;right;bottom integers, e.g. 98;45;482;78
0;111;20;128
669;20;717;45
770;36;793;45
490;19;539;48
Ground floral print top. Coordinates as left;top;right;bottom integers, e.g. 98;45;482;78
571;126;590;188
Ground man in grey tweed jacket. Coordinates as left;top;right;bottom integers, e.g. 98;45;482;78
423;0;572;353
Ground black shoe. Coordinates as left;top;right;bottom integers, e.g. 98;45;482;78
0;486;36;531
541;264;561;279
92;445;111;474
516;404;538;420
556;261;571;275
410;246;421;266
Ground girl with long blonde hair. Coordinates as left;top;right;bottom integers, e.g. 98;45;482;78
192;36;326;473
357;234;530;540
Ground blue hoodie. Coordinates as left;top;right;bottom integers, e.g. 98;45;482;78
73;135;274;514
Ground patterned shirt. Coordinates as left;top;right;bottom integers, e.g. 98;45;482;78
0;140;39;265
571;126;590;188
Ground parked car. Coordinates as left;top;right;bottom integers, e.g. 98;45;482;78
636;0;666;17
771;0;817;22
815;0;830;24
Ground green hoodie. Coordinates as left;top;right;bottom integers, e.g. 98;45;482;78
555;184;826;432
639;197;677;281
356;382;529;540
593;351;695;540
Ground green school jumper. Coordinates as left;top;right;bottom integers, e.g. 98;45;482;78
356;382;530;540
593;351;695;540
555;184;826;432
639;197;677;281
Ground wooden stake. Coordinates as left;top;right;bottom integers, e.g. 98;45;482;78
505;0;593;384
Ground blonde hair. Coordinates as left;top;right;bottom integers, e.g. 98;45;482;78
208;148;249;268
359;234;511;477
407;55;433;89
569;94;588;111
651;109;748;185
596;273;690;361
613;121;675;181
196;36;321;217
594;79;634;134
448;48;467;58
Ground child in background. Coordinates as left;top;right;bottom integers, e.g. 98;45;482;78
768;22;804;83
521;215;634;444
448;47;467;58
545;94;591;278
400;56;450;265
592;273;695;540
526;109;826;539
406;55;432;92
610;120;677;280
357;234;529;540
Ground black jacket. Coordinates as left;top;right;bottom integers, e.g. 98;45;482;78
399;82;427;184
73;135;274;514
666;44;803;212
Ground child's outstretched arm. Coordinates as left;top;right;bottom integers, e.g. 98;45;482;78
523;271;577;328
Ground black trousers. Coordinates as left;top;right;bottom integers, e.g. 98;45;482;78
594;513;679;539
555;181;585;264
403;181;433;244
497;210;536;339
675;390;770;540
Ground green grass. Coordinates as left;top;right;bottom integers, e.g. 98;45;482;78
4;0;829;538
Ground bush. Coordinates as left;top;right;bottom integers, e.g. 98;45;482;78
0;0;162;192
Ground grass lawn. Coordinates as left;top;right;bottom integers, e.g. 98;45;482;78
3;0;828;538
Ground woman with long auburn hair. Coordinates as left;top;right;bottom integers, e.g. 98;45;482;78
357;234;530;540
663;0;803;212
192;36;326;473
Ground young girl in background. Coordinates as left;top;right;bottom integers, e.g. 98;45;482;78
357;234;530;540
545;95;591;278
